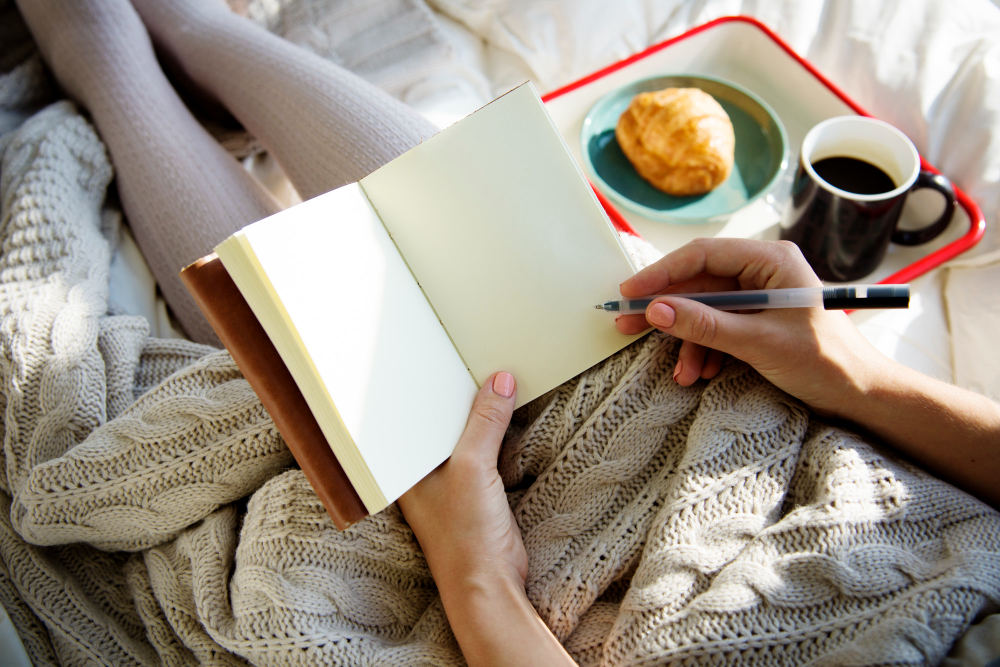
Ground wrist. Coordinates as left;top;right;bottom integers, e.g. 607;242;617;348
418;527;528;600
832;349;913;426
809;326;893;422
438;569;574;667
434;560;526;622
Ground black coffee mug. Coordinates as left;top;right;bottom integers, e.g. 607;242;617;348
780;116;955;282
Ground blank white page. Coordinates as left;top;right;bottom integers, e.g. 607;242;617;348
360;83;639;407
229;184;477;511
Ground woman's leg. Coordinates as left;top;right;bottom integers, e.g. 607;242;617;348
14;0;281;345
129;0;438;201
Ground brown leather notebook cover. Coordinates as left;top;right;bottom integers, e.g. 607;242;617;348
180;254;368;530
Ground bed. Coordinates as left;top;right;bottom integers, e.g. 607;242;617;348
105;0;1000;395
1;0;999;664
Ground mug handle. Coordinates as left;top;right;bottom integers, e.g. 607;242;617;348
891;170;956;246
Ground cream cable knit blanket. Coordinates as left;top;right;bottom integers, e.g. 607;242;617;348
3;18;1000;667
2;102;1000;667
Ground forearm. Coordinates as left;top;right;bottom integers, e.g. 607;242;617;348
398;373;575;667
437;571;576;667
835;354;1000;508
618;238;1000;507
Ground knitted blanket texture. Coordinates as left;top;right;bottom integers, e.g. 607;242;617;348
3;5;1000;662
1;102;1000;667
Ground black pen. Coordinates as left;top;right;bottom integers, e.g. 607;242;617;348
595;285;910;314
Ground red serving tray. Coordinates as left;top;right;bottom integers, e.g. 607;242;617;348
542;15;985;286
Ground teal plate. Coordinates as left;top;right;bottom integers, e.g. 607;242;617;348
581;75;788;224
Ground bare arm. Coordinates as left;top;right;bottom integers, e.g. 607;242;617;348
398;238;1000;665
398;373;576;667
617;238;1000;508
839;357;1000;503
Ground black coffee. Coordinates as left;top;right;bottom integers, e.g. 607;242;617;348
811;156;896;195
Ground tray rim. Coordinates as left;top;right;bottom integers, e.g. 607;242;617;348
542;15;986;286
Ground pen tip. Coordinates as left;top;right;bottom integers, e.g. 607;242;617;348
594;304;602;309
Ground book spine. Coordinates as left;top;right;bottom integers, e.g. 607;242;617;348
180;254;368;529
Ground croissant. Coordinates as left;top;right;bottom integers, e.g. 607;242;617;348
616;87;735;196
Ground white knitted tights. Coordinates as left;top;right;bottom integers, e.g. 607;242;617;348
13;0;437;344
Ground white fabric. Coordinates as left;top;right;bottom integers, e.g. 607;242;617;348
943;613;1000;667
112;0;1000;385
406;0;1000;386
103;1;1000;389
0;604;31;667
108;224;187;340
943;247;1000;399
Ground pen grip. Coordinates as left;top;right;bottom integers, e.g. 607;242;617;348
618;288;824;315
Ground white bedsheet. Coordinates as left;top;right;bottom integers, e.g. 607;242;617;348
422;0;1000;388
112;0;1000;391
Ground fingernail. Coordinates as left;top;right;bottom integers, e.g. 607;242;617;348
493;371;515;398
673;360;683;381
648;303;675;328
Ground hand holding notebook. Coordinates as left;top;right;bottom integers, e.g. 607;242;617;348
183;82;641;526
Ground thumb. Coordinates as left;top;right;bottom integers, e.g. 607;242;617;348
454;371;517;465
647;298;768;357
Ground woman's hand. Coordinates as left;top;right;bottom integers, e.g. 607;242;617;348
399;371;527;591
398;372;576;667
617;238;1000;507
616;238;884;418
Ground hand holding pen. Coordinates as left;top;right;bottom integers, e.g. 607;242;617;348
621;237;1000;510
613;238;888;416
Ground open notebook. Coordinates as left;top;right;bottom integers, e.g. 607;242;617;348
183;83;640;525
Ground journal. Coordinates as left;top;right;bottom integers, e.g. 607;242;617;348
182;82;639;525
